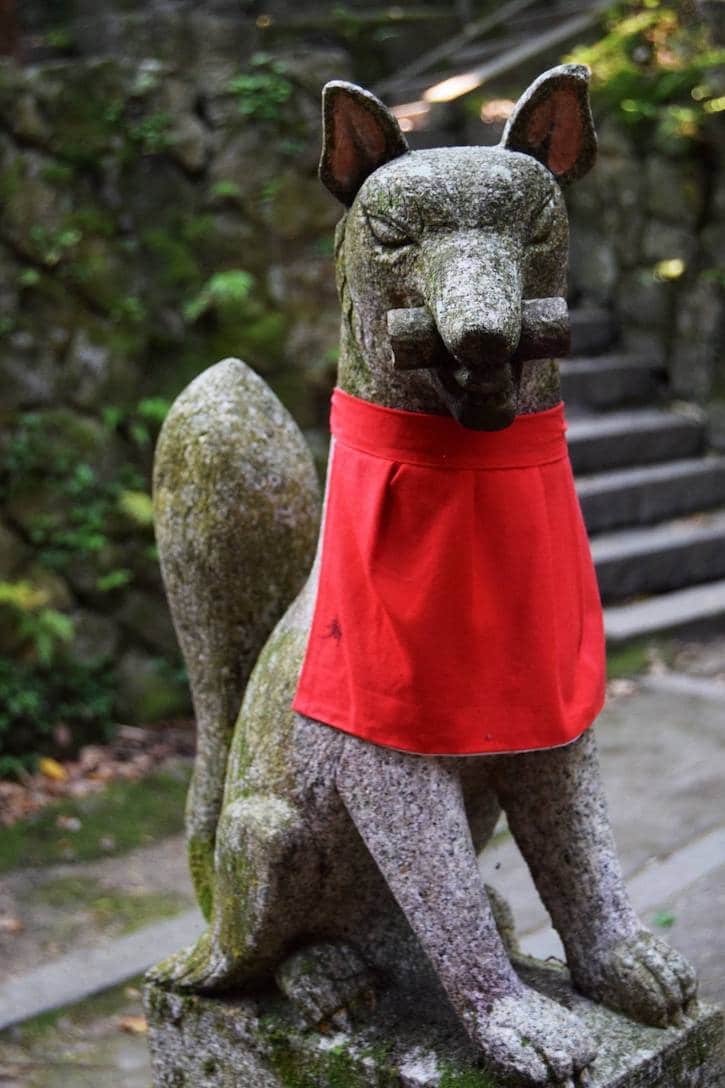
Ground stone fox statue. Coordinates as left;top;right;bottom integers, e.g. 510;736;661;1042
151;66;697;1086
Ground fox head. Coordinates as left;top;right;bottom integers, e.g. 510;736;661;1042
320;65;596;430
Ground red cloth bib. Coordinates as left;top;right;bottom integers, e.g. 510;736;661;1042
292;388;605;755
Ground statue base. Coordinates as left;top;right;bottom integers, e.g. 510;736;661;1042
144;956;723;1088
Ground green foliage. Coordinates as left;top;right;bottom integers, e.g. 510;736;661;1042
18;267;41;288
184;268;255;322
40;160;75;186
117;489;154;527
102;396;172;447
568;2;725;148
110;295;146;324
0;411;156;575
141;226;201;287
0;654;116;778
96;568;132;592
29;224;82;267
128;111;174;154
0;765;191;871
26;463;138;571
0;580;74;664
227;53;294;123
44;26;74;50
210;179;242;200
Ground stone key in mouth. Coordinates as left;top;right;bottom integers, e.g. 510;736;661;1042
387;298;571;373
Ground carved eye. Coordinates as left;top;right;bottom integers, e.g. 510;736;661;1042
366;212;414;248
530;196;557;246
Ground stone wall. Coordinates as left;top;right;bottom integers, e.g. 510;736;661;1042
0;30;348;723
0;3;473;730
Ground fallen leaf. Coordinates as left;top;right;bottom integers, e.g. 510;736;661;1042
119;1015;148;1035
38;757;68;782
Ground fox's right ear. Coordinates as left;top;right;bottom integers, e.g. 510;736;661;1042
320;81;409;206
501;64;596;184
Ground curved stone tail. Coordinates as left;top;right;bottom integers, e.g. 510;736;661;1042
153;358;321;919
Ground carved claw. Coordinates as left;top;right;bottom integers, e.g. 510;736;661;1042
472;988;598;1087
572;930;698;1028
146;930;236;993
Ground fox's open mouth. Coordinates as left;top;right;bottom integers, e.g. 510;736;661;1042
435;363;517;431
448;365;514;399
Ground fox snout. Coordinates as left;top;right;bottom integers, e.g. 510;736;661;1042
387;297;570;430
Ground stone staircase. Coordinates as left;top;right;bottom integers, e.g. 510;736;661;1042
565;311;725;645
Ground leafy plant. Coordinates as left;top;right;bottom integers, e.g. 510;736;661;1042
0;574;115;778
568;2;725;147
0;413;149;572
29;225;82;267
128;112;174;154
102;396;172;447
0;654;116;778
184;268;255;322
227;54;293;123
210;179;242;200
0;580;74;665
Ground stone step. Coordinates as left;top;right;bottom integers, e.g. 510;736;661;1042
567;408;706;474
578;457;725;534
560;355;664;409
569;306;617;355
591;510;725;601
604;579;725;645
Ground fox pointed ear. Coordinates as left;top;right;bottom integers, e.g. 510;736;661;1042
320;81;409;206
501;64;596;184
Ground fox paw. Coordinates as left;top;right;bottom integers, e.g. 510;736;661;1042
473;987;598;1086
573;930;698;1028
146;930;235;993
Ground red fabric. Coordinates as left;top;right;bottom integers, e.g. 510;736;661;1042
292;388;605;755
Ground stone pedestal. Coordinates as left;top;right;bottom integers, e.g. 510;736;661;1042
144;956;724;1088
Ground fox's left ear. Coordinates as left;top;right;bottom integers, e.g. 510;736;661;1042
501;64;596;184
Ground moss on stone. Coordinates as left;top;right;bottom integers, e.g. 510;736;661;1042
439;1063;498;1088
260;1015;399;1088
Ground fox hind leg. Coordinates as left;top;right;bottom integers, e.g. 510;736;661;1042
149;792;318;992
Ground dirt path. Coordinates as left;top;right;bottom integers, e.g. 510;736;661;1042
1;833;193;983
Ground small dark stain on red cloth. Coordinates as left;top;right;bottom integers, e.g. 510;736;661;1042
322;617;343;641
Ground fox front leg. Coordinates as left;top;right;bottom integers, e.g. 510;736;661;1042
493;730;698;1027
336;736;598;1086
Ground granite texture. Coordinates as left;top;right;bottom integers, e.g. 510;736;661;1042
145;961;724;1088
149;69;708;1086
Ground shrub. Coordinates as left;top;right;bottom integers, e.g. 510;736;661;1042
0;654;116;779
568;1;725;148
0;579;116;777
